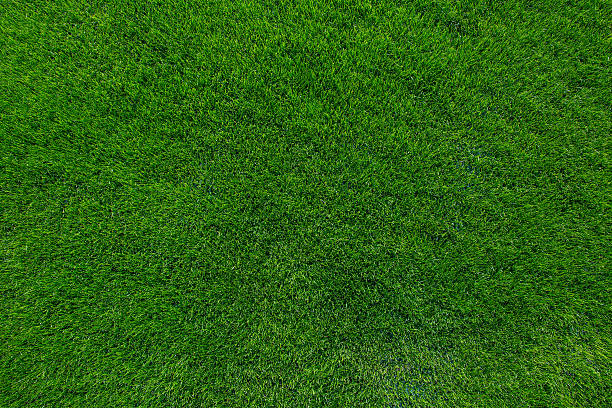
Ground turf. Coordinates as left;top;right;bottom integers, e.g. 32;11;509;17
1;0;611;406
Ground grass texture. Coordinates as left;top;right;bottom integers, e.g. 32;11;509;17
1;0;611;406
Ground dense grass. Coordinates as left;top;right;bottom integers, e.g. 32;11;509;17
1;0;610;406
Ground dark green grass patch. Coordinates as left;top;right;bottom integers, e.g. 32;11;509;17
1;0;610;406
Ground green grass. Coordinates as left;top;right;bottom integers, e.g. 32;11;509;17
1;0;611;406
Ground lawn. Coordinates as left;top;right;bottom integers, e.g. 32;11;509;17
1;0;610;406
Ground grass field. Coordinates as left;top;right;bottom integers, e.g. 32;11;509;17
1;0;611;406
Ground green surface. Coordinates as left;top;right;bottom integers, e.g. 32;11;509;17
1;0;611;406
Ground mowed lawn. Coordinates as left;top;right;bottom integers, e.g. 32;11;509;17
1;0;610;406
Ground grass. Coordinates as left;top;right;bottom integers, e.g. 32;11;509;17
1;0;610;406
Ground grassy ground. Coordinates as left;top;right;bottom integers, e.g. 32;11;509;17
1;0;611;406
